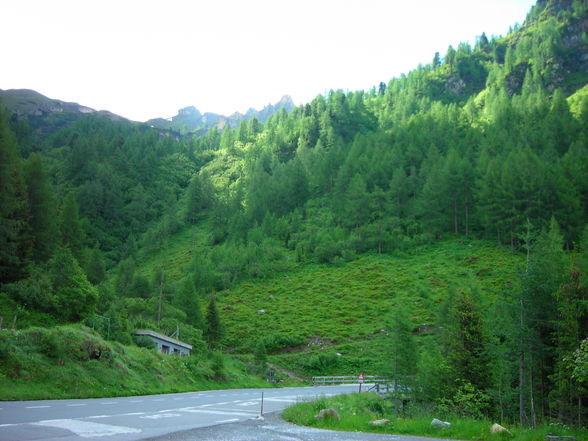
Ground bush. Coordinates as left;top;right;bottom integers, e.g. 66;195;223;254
133;335;156;349
304;351;339;374
209;351;226;380
260;333;305;353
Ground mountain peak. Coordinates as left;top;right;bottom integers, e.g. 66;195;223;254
147;95;295;134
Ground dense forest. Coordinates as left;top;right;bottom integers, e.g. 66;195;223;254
1;0;588;428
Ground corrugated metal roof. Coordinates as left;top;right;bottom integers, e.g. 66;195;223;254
133;330;193;350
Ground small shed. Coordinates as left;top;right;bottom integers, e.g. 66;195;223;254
133;330;192;356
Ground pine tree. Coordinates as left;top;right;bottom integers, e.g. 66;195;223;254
49;247;98;322
386;305;418;403
24;153;58;262
205;293;223;349
0;108;30;283
445;290;492;393
60;191;85;263
174;278;204;330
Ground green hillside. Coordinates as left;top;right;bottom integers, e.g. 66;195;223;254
218;239;522;351
0;324;268;400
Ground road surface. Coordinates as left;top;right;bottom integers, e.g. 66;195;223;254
0;384;361;441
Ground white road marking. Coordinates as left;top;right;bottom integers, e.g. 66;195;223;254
129;400;143;403
32;419;141;438
236;401;259;406
0;424;16;427
264;398;297;403
100;402;117;405
200;401;232;407
152;399;165;402
67;404;87;407
121;412;145;416
86;415;110;419
140;413;181;420
177;409;255;417
173;398;184;401
216;418;239;424
26;405;50;409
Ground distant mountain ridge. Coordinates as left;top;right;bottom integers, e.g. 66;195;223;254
0;88;128;122
0;89;296;141
146;95;295;134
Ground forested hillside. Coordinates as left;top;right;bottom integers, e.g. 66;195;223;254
1;0;588;427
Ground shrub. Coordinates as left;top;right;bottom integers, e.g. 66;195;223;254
133;335;156;349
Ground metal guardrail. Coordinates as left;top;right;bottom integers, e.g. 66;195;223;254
311;375;390;385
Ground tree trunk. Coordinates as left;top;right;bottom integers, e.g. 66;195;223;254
157;270;165;325
520;350;527;426
530;354;536;428
464;199;469;238
453;195;458;234
519;298;527;427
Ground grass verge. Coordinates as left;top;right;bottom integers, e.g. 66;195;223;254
281;393;587;441
0;324;271;400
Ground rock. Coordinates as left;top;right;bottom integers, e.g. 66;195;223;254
257;309;265;315
490;423;511;435
370;419;391;426
431;418;451;428
315;408;340;421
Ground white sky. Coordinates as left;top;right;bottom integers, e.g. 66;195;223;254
1;0;536;122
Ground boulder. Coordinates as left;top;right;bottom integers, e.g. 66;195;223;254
369;419;391;426
257;309;265;315
431;418;451;428
490;423;511;435
315;408;340;421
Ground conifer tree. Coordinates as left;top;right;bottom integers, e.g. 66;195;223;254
174;278;204;330
24;153;58;262
205;293;222;349
0;108;30;283
60;191;85;263
49;247;98;322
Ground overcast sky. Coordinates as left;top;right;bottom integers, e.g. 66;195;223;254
2;0;536;122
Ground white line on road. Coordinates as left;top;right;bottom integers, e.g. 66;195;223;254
129;400;143;403
178;409;255;417
26;405;50;409
152;399;165;402
86;415;110;419
173;398;184;400
216;418;239;424
140;413;181;420
121;412;145;416
33;419;141;437
67;404;87;407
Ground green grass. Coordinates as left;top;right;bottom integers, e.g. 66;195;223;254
0;324;271;400
131;231;525;377
216;238;523;368
282;393;588;441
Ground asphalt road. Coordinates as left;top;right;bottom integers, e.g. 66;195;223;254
0;384;362;441
145;411;451;441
